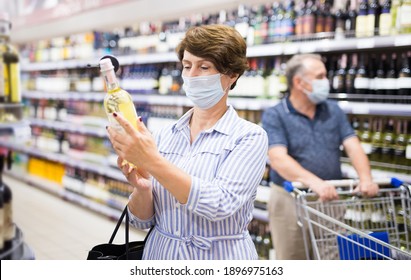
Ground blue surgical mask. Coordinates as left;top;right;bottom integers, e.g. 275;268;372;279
182;73;228;109
301;78;330;104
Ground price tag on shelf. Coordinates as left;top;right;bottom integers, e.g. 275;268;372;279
356;38;375;49
394;36;411;47
283;43;299;55
351;104;370;115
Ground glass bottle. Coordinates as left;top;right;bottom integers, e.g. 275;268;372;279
379;0;392;36
101;57;139;132
356;0;369;37
398;51;411;102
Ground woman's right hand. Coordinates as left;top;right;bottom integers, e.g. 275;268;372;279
118;157;152;191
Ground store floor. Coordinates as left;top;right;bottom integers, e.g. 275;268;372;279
4;174;146;260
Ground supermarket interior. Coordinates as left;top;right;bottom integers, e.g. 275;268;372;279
1;0;411;262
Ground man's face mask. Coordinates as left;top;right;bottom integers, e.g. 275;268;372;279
301;78;330;104
182;73;229;109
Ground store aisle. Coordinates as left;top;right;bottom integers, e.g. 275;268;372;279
4;174;146;260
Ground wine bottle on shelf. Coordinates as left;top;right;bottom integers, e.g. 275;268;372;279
346;53;357;96
303;0;316;35
379;0;392;36
398;51;411;104
394;119;407;170
315;0;325;33
334;2;346;40
354;53;369;99
371;118;383;162
360;117;373;156
400;0;411;34
385;53;398;102
100;57;139;168
381;118;395;167
356;0;369;38
375;53;387;100
323;0;335;33
405;121;411;171
367;0;382;36
333;53;347;96
345;0;357;35
295;0;306;37
391;0;402;35
368;53;377;101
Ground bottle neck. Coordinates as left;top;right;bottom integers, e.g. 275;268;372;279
102;69;120;93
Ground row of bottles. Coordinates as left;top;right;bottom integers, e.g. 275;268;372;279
18;0;411;64
248;219;274;260
349;115;411;174
64;166;130;209
327;50;411;103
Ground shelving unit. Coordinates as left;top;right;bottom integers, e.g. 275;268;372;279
1;1;409;235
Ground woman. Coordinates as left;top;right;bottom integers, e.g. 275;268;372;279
107;24;268;260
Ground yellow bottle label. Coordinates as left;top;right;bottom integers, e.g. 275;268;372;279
379;14;392;36
10;63;21;103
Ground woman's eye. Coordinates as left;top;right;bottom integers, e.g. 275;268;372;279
183;66;191;69
200;67;209;70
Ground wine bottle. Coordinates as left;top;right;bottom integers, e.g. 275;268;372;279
346;53;357;96
303;0;316;35
333;53;347;94
345;0;357;35
398;51;411;103
371;118;383;162
100;57;139;167
1;13;21;104
386;53;398;102
394;119;407;169
379;0;392;36
356;0;369;38
375;53;387;99
354;53;369;99
367;0;382;36
360;118;373;155
381;118;395;166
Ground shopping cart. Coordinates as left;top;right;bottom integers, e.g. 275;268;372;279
283;178;411;260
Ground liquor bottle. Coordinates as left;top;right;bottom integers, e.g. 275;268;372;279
303;0;316;35
100;57;139;137
282;0;296;38
391;0;402;35
356;0;369;37
333;53;347;94
405;121;411;171
379;0;392;36
315;0;325;33
371;118;383;162
323;0;335;33
354;53;369;97
394;119;407;169
327;55;337;93
360;118;373;155
368;53;377;100
385;53;398;101
0;12;21;103
398;51;411;102
295;0;307;37
381;118;395;166
367;0;382;36
346;0;358;35
399;0;411;33
334;3;347;40
346;53;357;95
375;53;387;98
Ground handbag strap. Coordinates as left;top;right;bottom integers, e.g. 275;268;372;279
108;205;154;260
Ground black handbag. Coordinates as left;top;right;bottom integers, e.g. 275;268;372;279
87;206;153;260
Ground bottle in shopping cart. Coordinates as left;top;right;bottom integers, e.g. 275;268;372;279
100;56;139;168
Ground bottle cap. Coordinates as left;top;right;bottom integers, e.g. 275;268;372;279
99;55;120;72
99;58;114;72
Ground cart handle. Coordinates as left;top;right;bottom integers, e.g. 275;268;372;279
283;177;403;193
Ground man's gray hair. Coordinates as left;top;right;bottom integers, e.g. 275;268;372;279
285;54;323;90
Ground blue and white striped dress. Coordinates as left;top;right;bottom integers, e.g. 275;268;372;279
128;105;268;260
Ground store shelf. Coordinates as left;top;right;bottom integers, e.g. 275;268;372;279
337;101;411;117
22;90;279;110
20;34;411;71
0;141;126;182
341;163;411;184
5;169;124;220
29;118;107;138
247;34;411;57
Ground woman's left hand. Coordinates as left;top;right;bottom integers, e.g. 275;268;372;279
107;113;160;171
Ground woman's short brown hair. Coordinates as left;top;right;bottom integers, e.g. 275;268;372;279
176;24;249;90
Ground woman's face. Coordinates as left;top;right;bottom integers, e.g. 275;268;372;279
181;50;236;91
